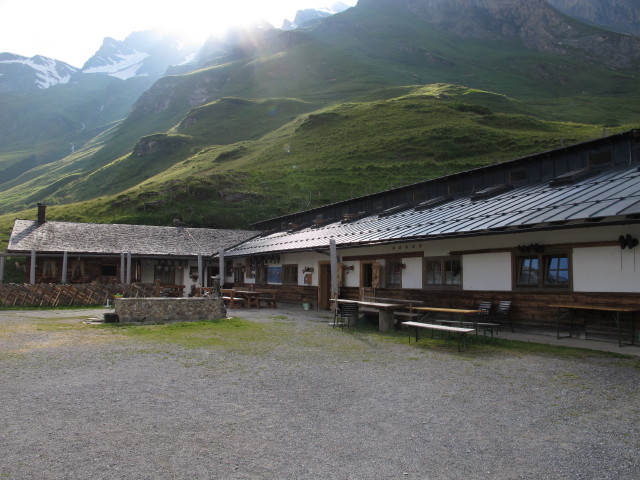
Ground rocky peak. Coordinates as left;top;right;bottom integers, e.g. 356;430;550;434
358;0;640;69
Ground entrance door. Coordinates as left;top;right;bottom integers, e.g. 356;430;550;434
359;261;380;299
318;261;332;310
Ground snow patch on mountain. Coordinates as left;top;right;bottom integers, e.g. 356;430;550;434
83;51;150;80
0;54;78;88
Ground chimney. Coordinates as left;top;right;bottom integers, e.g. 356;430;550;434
37;203;46;223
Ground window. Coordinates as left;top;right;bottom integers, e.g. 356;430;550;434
423;257;461;287
386;259;403;288
256;265;268;285
282;264;298;285
516;253;570;288
233;265;244;284
154;265;175;285
43;260;57;279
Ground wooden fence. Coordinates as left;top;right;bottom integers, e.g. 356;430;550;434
0;283;156;308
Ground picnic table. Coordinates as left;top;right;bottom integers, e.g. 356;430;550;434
410;306;483;327
550;303;640;347
332;299;405;332
235;290;262;308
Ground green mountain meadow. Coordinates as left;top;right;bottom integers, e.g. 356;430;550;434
1;2;639;250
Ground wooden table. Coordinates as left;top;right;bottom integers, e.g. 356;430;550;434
155;284;185;297
409;307;484;330
332;299;405;332
235;290;262;308
550;304;640;347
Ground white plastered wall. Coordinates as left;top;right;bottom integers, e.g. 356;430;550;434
462;252;512;291
573;246;640;293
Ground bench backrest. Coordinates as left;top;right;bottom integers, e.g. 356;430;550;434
255;288;277;296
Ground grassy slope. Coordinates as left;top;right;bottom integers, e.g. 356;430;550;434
0;84;622;248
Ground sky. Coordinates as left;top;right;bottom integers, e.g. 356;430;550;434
0;0;358;67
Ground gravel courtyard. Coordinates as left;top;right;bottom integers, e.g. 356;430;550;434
1;306;639;480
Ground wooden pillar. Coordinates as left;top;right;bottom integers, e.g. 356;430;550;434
126;252;132;284
61;251;68;283
30;249;36;284
120;253;125;284
219;249;225;287
330;239;338;299
197;254;203;288
0;256;5;284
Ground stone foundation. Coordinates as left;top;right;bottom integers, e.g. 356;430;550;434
114;297;226;323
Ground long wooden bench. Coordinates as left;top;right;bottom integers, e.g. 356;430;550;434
221;288;245;309
393;311;420;330
435;318;501;338
255;288;277;308
402;321;475;351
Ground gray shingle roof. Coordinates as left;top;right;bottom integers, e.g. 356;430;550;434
7;220;257;257
224;165;640;257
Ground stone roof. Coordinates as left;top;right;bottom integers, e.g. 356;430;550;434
7;220;257;257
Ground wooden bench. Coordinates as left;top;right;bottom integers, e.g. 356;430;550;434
195;287;215;297
255;288;277;308
434;318;501;338
393;311;420;330
402;321;475;351
221;288;245;309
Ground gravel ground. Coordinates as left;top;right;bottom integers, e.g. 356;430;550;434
1;306;639;480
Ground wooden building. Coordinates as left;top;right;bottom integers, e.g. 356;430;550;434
222;130;640;337
4;206;256;296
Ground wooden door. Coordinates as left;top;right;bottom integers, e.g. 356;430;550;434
318;261;332;310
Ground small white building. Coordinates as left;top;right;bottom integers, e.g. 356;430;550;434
5;208;256;296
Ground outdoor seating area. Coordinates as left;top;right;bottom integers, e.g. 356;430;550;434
221;287;279;309
330;296;516;349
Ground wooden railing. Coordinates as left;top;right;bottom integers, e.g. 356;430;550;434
0;283;156;308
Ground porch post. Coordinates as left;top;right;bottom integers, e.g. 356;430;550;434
0;256;5;284
330;239;338;300
120;253;125;284
30;249;36;284
197;254;203;288
126;252;132;284
61;251;68;283
219;249;225;288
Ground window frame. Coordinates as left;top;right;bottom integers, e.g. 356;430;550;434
282;264;298;285
514;251;572;290
385;259;403;288
255;265;268;285
422;256;462;289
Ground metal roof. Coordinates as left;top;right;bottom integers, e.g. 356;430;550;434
8;220;257;257
225;165;640;257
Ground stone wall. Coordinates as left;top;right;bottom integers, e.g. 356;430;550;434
115;297;226;323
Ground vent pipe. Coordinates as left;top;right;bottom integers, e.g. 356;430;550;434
37;203;46;223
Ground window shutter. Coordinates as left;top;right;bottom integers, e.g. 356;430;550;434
372;262;381;288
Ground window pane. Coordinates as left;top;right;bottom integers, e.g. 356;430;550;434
443;259;461;285
518;257;539;285
545;255;569;285
282;264;298;284
425;260;441;285
386;259;402;287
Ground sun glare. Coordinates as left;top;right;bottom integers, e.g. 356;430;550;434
0;0;357;66
150;2;304;46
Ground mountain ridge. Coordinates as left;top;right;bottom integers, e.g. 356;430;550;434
0;0;639;232
358;0;640;69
